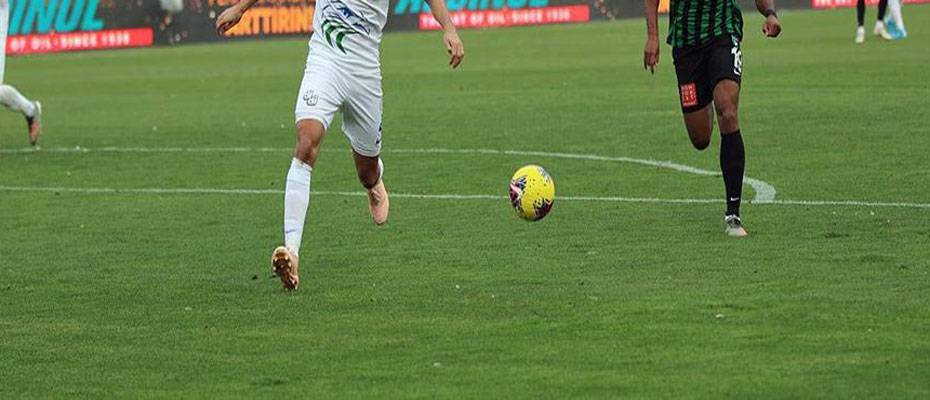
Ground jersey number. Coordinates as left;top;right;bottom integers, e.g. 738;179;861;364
731;44;743;76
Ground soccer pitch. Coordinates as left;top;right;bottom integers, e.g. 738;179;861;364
2;7;929;398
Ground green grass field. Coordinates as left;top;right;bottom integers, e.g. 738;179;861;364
2;6;929;398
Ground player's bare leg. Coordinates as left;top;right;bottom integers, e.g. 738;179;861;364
294;119;326;165
354;151;389;225
682;105;714;150
274;119;327;290
713;80;747;237
714;80;740;133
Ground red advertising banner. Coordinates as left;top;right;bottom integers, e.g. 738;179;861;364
418;5;590;30
812;0;930;8
7;28;155;55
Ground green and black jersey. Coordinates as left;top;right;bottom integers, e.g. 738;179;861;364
667;0;744;48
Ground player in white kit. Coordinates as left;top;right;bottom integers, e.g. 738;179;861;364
0;0;42;146
217;0;464;290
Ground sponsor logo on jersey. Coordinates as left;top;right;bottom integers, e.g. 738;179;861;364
303;90;319;107
680;83;698;107
320;0;371;53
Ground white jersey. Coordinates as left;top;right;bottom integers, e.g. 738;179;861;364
310;0;389;71
295;0;388;157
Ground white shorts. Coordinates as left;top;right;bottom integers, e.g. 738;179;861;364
294;48;383;157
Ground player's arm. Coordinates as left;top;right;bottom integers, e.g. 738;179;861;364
756;0;782;38
425;0;465;69
643;0;660;74
215;0;260;35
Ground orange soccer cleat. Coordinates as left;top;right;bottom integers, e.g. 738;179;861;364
271;246;300;290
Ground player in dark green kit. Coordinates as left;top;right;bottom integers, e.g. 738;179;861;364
644;0;781;237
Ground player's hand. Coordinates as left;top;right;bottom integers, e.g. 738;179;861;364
762;15;781;38
443;30;465;69
216;5;244;36
644;36;660;74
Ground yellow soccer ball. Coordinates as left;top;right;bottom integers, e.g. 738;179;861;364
509;165;555;221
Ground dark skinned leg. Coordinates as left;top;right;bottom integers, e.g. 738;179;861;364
683;104;714;151
354;149;388;225
294;119;326;167
713;80;740;134
353;150;381;189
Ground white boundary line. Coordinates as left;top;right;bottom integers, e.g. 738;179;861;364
0;147;288;154
6;147;927;208
388;148;778;203
0;186;928;209
765;199;930;209
0;146;778;202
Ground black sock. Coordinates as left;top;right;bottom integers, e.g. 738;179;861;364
720;130;745;217
878;0;888;21
857;0;865;26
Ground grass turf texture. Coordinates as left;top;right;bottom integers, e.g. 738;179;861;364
2;7;930;398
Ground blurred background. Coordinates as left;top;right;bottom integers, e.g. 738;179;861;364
6;0;891;55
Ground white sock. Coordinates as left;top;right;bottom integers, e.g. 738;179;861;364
0;85;36;117
888;0;905;31
283;158;313;257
